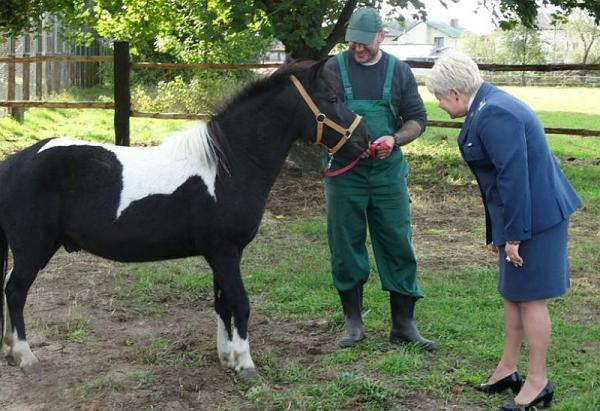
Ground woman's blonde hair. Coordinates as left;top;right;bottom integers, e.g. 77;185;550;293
426;49;483;97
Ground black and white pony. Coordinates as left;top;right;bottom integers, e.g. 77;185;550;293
0;60;369;378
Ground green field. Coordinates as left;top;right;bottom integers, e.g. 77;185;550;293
418;85;600;216
0;85;599;410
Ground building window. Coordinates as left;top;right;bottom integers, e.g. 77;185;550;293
434;37;444;49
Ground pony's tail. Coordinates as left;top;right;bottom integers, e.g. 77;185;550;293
0;225;7;347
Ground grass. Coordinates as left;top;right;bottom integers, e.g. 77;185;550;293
0;86;188;155
238;217;599;410
47;318;89;344
1;85;599;409
420;85;600;161
108;208;597;409
77;370;159;400
418;85;600;219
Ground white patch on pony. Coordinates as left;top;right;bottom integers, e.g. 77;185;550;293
231;327;255;372
37;123;218;219
1;269;12;357
217;315;234;368
8;329;38;369
2;272;40;372
216;317;255;371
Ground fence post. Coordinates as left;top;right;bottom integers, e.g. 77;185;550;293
45;21;53;95
53;22;60;92
23;35;31;100
35;29;43;98
114;41;130;146
7;38;24;123
22;34;31;123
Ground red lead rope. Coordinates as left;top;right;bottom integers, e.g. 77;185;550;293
323;155;362;177
323;141;391;177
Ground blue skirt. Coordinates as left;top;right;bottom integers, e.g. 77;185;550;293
498;219;570;302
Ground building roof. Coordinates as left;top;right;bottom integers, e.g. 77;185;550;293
404;21;421;32
404;20;471;38
384;27;403;38
427;21;466;37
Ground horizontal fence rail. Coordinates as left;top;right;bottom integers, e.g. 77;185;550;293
406;61;600;71
130;111;210;120
427;120;600;137
131;61;600;72
2;42;600;143
131;62;281;71
0;100;114;109
127;58;600;138
476;63;600;72
0;56;114;64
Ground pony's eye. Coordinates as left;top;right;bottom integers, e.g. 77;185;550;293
329;96;338;103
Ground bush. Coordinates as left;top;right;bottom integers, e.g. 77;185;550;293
131;71;257;114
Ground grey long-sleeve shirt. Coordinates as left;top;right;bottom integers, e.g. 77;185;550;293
325;51;427;133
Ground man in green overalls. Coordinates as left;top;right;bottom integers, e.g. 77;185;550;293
324;7;436;351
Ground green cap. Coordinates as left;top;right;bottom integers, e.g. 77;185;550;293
345;7;383;45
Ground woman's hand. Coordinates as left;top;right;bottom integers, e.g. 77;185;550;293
487;242;499;255
504;243;523;267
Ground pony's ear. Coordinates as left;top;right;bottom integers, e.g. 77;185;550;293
306;57;329;80
273;58;314;78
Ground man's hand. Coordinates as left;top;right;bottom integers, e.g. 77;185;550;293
370;136;394;159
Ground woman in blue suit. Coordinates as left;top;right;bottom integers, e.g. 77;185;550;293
426;51;580;410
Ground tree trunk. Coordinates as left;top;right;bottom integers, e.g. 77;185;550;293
265;1;359;173
266;0;358;60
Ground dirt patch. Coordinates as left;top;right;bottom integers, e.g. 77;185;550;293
0;247;340;411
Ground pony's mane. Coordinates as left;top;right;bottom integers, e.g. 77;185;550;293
272;59;320;78
159;123;218;173
201;59;331;176
211;59;323;118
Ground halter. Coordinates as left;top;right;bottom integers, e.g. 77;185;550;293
290;75;362;154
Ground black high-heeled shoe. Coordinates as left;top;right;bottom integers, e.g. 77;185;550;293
475;371;523;394
500;382;554;410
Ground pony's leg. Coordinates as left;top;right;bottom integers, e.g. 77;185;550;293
1;269;14;358
207;247;258;377
3;259;42;373
214;280;234;368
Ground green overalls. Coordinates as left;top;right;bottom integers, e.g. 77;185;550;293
326;52;422;298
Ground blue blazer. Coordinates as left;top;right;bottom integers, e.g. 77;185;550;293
458;82;581;245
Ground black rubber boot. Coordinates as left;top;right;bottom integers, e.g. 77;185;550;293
338;286;365;348
389;292;436;352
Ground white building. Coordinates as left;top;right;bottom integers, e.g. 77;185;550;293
382;19;474;63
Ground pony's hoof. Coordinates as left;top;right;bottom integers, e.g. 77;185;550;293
237;367;262;382
4;353;18;367
218;352;235;369
21;361;43;383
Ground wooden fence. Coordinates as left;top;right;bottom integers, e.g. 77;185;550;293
0;24;107;122
1;41;600;145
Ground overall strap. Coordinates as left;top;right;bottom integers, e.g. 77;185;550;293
336;53;354;101
382;54;396;102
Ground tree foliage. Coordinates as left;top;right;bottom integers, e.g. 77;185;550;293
562;9;600;64
462;25;545;65
497;23;545;65
85;0;272;63
488;0;600;30
0;0;77;36
234;1;430;59
2;0;600;60
461;32;501;63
